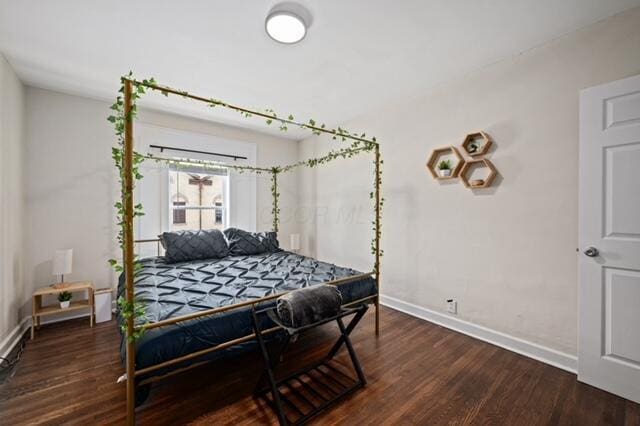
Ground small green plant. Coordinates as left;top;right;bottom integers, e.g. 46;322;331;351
437;159;452;170
57;291;72;302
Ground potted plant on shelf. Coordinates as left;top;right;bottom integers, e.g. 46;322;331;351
58;291;72;309
437;159;453;177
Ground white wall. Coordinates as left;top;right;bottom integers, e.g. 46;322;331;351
23;88;300;305
0;53;26;345
299;8;640;355
297;140;375;274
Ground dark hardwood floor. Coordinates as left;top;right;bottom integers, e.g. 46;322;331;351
0;306;638;425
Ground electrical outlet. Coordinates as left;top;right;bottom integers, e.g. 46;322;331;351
446;299;457;315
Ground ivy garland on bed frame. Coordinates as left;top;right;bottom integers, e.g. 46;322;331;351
108;73;382;424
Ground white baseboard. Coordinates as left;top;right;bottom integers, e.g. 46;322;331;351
0;317;31;360
5;296;577;374
380;294;577;374
0;312;91;360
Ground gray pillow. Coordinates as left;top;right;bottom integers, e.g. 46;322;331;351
160;229;229;263
223;228;280;255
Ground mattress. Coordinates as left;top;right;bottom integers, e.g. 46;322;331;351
117;251;376;379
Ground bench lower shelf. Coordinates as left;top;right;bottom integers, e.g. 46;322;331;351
256;359;365;425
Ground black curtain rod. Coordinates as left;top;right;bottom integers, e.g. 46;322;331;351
149;144;247;161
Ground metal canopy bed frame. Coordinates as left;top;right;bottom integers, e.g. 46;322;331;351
117;77;382;425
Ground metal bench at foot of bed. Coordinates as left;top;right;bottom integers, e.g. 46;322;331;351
252;304;368;425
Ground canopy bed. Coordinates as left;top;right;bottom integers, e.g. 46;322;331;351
110;75;382;424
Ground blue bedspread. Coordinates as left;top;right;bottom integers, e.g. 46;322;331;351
117;251;376;379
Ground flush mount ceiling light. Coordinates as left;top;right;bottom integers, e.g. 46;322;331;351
265;3;311;44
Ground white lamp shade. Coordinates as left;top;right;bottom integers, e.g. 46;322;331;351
290;234;300;251
52;249;73;276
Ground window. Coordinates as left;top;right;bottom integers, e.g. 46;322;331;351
214;196;223;225
169;169;228;231
172;201;186;224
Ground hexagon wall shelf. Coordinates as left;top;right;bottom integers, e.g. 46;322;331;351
459;158;498;188
426;146;465;180
462;131;492;157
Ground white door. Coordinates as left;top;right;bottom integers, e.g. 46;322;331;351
579;74;640;404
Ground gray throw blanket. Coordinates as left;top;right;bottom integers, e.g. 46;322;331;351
276;284;343;328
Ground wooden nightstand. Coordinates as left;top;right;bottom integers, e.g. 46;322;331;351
31;281;95;339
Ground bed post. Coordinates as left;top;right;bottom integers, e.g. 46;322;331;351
123;79;137;426
271;168;280;233
374;143;381;336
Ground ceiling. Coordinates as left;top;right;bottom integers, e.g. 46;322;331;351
1;0;639;140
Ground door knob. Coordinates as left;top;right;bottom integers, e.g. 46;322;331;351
583;246;599;257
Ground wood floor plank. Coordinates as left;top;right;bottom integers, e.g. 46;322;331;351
0;307;638;425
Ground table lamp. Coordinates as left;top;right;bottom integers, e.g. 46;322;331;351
290;234;300;253
52;249;73;288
